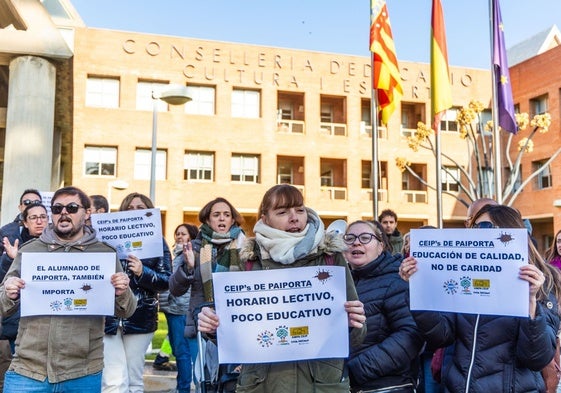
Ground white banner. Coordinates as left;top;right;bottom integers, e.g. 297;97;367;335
213;266;349;364
20;252;116;316
409;228;528;317
90;208;163;260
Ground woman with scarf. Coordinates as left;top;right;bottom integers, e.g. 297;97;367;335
102;192;172;393
196;184;366;393
168;197;245;390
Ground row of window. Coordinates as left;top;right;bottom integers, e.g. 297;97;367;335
86;77;551;137
85;145;553;196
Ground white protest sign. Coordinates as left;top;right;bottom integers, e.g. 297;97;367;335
39;191;54;220
409;228;528;317
20;252;116;316
213;266;349;364
90;208;163;260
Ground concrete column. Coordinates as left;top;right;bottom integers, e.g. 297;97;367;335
1;56;56;225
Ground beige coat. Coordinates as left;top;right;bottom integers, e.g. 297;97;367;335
0;227;136;383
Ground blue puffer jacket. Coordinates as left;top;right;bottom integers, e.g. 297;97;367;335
412;293;560;393
348;250;424;391
105;238;172;334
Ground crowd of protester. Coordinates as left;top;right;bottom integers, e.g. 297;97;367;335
0;185;559;393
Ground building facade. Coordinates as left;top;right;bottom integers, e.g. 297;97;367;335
70;26;492;240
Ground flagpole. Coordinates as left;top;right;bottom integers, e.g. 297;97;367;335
431;0;452;228
371;85;379;220
490;0;503;203
435;127;443;228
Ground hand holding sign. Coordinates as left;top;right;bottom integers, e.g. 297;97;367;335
4;276;24;300
111;272;130;296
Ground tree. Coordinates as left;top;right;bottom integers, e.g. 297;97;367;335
395;100;559;207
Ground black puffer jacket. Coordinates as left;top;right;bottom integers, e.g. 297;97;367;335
412;293;560;393
348;250;424;391
105;238;171;334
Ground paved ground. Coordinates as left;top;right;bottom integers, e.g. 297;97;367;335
144;359;195;393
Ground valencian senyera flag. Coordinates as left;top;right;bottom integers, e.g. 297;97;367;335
493;0;517;133
370;0;402;126
431;0;453;131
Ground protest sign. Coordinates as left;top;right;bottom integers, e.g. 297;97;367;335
90;208;163;259
20;252;116;316
213;266;349;364
409;228;528;317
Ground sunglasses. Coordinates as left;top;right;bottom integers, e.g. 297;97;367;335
51;203;84;215
473;221;497;229
343;232;380;245
22;199;41;206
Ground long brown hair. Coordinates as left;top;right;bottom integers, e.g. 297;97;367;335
546;229;561;263
118;192;154;211
472;204;561;303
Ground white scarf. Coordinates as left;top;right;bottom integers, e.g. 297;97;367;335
253;207;325;265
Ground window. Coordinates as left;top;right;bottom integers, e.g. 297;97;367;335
440;108;458;132
231;154;259;183
231;89;260;118
533;160;552;189
530;95;548;117
184;151;214;181
84;146;116;176
361;162;371;189
136;81;169;111
505;166;522;193
476;109;493;133
441;166;460;192
277;164;293;184
321;169;333;187
185;85;215;115
86;77;119;108
134;148;167;180
278;101;293;120
320;103;333;123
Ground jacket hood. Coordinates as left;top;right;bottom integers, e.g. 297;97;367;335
240;230;346;263
39;224;99;251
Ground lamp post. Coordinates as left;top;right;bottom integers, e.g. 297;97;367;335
150;85;191;202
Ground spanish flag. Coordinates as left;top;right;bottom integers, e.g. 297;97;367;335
370;0;402;126
431;0;453;130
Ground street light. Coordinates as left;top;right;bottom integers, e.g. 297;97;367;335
150;85;191;202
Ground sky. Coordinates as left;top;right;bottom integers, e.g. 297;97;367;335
70;0;561;70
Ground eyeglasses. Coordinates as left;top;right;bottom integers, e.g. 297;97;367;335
51;203;84;215
22;199;41;206
27;214;48;222
343;232;380;245
473;221;497;229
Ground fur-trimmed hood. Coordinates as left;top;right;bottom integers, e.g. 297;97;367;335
240;230;346;263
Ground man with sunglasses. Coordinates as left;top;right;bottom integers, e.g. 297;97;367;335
0;186;137;393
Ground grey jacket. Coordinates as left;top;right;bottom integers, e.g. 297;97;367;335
0;225;137;383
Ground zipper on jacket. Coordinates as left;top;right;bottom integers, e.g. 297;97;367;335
465;314;480;393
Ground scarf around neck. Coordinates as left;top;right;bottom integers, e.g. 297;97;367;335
254;207;325;265
199;223;245;301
